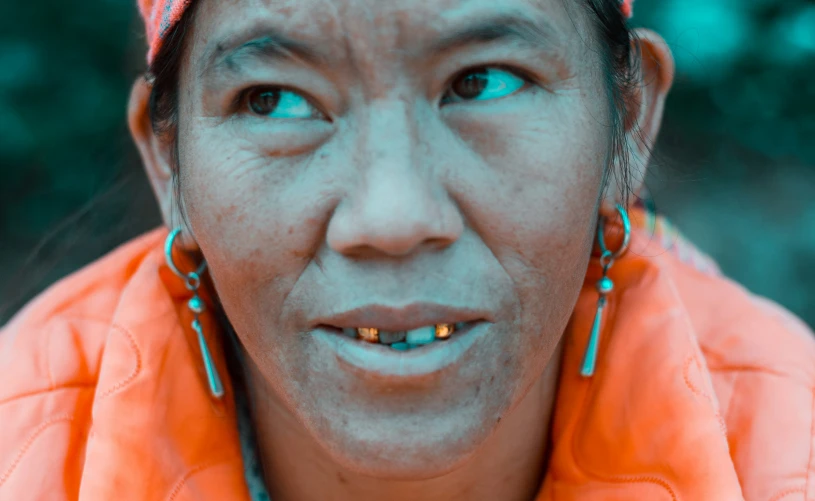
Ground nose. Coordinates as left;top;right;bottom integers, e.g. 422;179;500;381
326;100;464;257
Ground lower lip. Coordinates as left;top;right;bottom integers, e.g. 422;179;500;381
311;322;489;381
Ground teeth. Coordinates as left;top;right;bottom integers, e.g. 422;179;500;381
378;330;407;344
435;324;454;340
357;327;379;343
406;326;436;345
351;323;459;348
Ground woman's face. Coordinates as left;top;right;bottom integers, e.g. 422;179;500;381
173;0;613;478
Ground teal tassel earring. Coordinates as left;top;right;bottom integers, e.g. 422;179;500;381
580;204;631;377
165;227;225;398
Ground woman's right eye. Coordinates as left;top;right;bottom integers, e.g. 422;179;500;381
242;87;323;120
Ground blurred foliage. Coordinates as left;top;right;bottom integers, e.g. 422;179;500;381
636;0;815;166
1;0;813;326
630;0;815;326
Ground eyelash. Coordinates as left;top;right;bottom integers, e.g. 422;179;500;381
443;64;534;98
230;64;535;116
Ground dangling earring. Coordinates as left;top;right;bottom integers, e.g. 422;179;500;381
580;204;631;377
165;227;225;398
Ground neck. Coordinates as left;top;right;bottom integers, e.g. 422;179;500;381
241;341;563;501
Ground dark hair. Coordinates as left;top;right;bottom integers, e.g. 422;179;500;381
146;0;201;226
580;0;642;205
147;0;642;204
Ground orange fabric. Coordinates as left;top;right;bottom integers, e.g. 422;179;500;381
1;212;814;500
139;0;193;64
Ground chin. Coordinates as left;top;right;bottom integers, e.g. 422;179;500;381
315;411;494;481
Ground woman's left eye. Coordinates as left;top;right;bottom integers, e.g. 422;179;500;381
243;87;322;119
442;67;528;105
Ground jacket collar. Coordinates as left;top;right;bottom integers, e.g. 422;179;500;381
538;215;743;499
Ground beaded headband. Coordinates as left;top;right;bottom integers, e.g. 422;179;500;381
140;0;635;64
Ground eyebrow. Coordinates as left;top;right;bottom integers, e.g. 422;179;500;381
426;13;561;56
200;12;562;78
200;28;331;79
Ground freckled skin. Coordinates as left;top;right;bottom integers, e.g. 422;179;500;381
130;0;674;499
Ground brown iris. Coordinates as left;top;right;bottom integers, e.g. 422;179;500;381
247;88;281;115
450;69;489;100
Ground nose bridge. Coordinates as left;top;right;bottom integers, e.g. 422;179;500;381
359;97;418;178
357;98;434;238
352;96;435;218
326;97;463;257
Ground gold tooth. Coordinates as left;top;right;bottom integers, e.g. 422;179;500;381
435;323;455;340
357;327;379;343
357;325;456;343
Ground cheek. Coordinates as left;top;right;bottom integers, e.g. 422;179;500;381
177;126;336;352
449;90;608;224
180;117;331;265
448;92;607;347
457;97;605;236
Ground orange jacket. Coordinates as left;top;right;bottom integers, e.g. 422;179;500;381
2;212;814;501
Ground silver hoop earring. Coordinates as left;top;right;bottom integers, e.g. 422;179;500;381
580;204;631;377
165;227;224;398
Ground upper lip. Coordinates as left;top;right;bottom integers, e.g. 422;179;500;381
312;302;492;332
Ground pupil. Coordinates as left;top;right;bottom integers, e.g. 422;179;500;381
452;69;488;99
249;89;281;115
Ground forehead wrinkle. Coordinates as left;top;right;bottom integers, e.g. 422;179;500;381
195;0;576;86
337;3;571;94
381;2;570;70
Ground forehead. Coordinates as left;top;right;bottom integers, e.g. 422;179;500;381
190;0;587;67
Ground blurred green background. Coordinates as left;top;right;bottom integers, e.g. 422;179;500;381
1;0;814;326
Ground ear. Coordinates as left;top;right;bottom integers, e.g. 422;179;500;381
128;77;175;226
128;77;196;248
601;28;675;214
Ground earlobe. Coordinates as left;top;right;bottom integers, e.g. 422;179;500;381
128;77;177;228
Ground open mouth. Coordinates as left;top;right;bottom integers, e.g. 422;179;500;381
312;317;491;379
318;322;479;351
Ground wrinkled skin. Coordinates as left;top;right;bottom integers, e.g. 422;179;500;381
129;0;673;499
